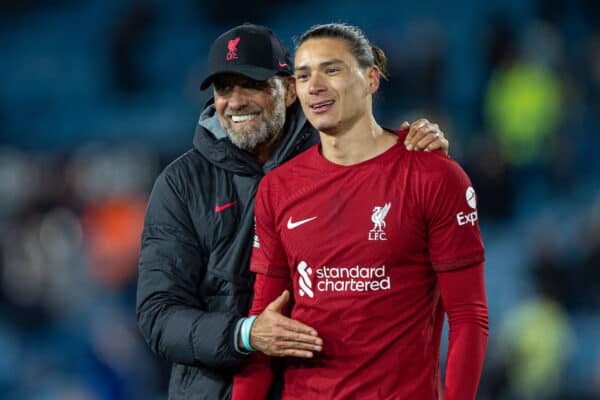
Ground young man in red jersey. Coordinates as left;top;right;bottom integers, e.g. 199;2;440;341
234;23;488;400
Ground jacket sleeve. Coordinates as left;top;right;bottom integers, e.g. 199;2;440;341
136;170;246;368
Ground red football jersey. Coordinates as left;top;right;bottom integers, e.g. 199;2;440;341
250;135;485;399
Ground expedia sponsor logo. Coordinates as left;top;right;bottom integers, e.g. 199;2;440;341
296;261;391;298
456;186;478;226
456;211;478;226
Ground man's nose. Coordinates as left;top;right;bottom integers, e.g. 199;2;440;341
309;73;327;95
227;86;249;109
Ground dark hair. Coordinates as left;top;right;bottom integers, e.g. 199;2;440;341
296;23;389;80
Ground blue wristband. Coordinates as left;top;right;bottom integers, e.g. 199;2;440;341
241;316;257;352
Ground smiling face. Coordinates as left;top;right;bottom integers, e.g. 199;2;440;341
294;37;379;135
213;74;293;151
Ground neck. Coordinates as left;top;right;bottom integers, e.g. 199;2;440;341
319;115;397;166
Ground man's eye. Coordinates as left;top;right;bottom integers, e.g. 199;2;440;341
296;73;309;80
245;80;269;90
327;68;339;74
215;84;232;93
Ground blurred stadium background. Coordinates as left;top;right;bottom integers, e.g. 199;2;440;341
1;0;599;399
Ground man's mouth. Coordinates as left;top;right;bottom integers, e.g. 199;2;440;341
309;100;335;114
230;113;260;123
310;100;335;110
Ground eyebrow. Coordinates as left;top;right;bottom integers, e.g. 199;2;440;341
295;59;345;71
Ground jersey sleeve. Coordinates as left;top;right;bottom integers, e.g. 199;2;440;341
250;176;290;278
438;263;488;399
421;157;485;272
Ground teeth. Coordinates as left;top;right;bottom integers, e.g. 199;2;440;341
311;101;334;109
231;114;258;122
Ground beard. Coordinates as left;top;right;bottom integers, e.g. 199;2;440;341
224;85;287;152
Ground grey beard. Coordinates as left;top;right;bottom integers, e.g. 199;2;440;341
226;97;286;152
226;120;274;151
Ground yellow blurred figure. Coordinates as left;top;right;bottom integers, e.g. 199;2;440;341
485;62;561;166
499;297;573;399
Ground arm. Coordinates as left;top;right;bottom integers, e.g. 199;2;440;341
136;171;245;368
438;263;488;400
421;155;488;399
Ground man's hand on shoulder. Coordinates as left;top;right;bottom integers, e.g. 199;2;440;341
401;118;449;154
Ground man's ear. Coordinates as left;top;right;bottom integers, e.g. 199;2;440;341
284;77;297;107
367;66;380;94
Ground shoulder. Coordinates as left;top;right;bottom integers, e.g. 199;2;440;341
403;151;476;209
152;148;214;204
407;150;470;182
162;148;210;180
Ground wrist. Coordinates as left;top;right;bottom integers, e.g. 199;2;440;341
233;317;249;355
240;316;257;352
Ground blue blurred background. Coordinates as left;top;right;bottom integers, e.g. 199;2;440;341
1;0;599;399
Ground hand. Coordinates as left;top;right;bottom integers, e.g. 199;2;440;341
249;290;323;358
400;118;449;154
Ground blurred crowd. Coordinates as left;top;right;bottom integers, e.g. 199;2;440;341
1;0;599;399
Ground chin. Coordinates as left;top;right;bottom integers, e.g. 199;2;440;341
307;116;332;131
313;122;340;135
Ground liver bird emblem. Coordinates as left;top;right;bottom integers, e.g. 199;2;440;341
228;37;240;53
226;37;240;60
371;202;391;232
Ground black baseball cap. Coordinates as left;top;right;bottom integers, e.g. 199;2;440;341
200;23;293;90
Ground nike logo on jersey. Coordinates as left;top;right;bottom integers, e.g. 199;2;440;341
215;201;237;212
287;216;317;229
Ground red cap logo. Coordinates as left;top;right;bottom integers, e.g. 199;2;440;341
226;37;240;61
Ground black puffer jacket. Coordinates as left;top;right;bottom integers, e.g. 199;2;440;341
136;101;317;399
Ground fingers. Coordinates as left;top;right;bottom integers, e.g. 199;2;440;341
268;348;314;358
262;336;322;358
415;130;441;151
408;131;446;153
276;314;319;337
268;332;323;355
426;136;449;153
267;338;323;358
277;337;323;351
280;330;322;351
404;118;429;145
250;310;323;358
270;316;322;349
404;119;448;153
